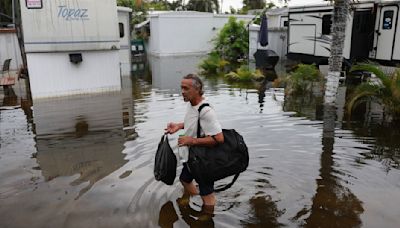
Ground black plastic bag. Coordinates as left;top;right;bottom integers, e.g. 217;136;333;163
154;134;177;185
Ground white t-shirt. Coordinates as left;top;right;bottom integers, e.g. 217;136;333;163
184;98;222;138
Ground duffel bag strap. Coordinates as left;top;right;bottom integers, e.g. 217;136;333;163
214;173;240;192
197;103;210;138
197;103;238;192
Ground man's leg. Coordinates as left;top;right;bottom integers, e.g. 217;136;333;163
201;193;216;207
181;180;199;196
177;180;198;207
198;194;215;222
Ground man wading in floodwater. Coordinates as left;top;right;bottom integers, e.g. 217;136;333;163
165;74;224;212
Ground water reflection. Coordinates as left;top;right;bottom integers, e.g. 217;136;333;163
158;199;215;228
1;58;400;227
283;90;364;226
2;90;17;106
283;88;324;121
242;195;285;227
149;55;205;91
301;105;364;227
345;101;400;170
32;93;129;199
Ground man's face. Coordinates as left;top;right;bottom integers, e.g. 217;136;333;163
181;79;199;102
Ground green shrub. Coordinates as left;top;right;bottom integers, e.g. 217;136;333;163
225;65;265;82
287;64;323;93
213;17;249;64
199;52;229;75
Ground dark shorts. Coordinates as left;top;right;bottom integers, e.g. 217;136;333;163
179;163;214;196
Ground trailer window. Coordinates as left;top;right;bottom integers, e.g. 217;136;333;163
382;10;394;30
119;23;125;38
0;1;13;27
284;21;289;27
322;15;332;35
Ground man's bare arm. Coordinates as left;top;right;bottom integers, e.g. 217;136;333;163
165;122;184;134
178;132;224;147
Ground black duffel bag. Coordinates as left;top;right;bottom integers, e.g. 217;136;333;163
154;134;177;185
187;104;249;192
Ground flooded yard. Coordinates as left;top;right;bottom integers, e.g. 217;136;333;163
1;56;400;228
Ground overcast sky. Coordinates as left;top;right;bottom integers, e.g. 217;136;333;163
220;0;327;12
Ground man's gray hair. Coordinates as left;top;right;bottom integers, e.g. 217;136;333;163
183;74;204;95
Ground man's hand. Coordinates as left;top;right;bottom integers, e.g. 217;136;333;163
178;136;194;146
165;122;183;134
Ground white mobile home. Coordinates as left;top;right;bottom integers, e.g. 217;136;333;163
287;1;400;66
20;0;121;99
118;7;132;77
147;12;253;56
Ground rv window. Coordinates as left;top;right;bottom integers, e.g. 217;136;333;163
354;12;373;33
322;15;332;35
382;10;394;30
0;0;13;27
119;23;125;38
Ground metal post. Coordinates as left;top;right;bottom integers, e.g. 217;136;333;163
12;0;16;27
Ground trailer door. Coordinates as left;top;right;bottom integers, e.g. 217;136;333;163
289;24;316;55
351;10;375;61
376;5;398;60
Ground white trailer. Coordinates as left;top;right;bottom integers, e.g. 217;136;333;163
287;1;400;66
118;7;132;77
147;11;253;57
20;0;122;99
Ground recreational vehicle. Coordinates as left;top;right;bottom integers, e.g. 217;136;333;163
287;1;400;66
20;0;123;99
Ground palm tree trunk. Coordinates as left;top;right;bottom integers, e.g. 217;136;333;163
324;0;350;104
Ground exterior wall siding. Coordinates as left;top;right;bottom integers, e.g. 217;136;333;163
148;12;253;56
27;51;121;99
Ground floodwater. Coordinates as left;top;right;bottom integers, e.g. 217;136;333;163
1;55;399;228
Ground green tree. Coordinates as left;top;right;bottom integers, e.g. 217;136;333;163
167;0;184;10
239;0;275;15
243;0;266;10
117;0;133;8
146;0;170;10
186;0;220;13
213;17;248;64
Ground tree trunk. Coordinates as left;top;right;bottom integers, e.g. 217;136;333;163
324;0;350;105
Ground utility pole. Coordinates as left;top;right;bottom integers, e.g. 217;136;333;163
12;0;15;27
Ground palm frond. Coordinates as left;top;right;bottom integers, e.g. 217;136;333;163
347;83;380;115
350;63;391;89
391;69;400;101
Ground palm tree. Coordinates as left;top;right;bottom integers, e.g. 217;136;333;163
186;0;220;13
324;0;350;105
243;0;266;10
306;2;364;226
347;64;400;119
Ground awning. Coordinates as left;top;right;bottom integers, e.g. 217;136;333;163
134;19;150;30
